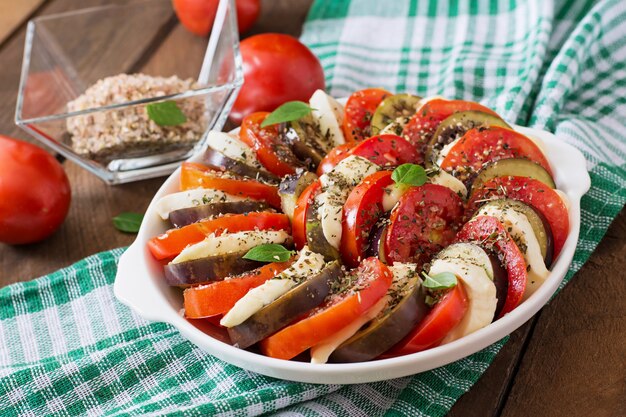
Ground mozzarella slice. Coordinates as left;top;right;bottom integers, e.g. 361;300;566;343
318;156;380;249
434;243;493;280
154;188;248;220
430;257;497;344
436;136;462;167
309;89;345;147
381;183;406;212
220;247;325;327
206;131;262;168
171;230;289;264
477;205;549;299
429;170;468;199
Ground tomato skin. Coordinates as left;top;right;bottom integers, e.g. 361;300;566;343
456;215;527;317
383;282;469;356
230;34;325;124
0;136;71;245
385;184;464;267
467;176;569;258
341;171;394;267
173;0;260;36
317;143;356;176
402;99;499;162
343;88;392;142
440;127;552;181
292;180;321;249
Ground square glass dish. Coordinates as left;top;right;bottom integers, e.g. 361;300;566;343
15;0;243;184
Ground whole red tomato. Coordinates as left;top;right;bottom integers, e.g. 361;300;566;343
230;33;325;124
0;136;71;244
173;0;260;36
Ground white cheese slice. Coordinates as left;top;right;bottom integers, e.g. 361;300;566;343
436;136;462;167
381;184;406;212
171;230;289;264
206;131;262;168
310;89;346;147
430;257;497;344
220;247;326;327
429;170;468;199
318;155;380;249
434;243;494;280
310;296;388;364
154;188;248;220
476;205;549;299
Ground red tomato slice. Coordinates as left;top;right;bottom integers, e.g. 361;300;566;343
147;212;290;260
180;162;281;208
341;171;394;267
184;260;293;318
240;112;301;177
317;143;356;176
385;184;464;266
440;127;552;182
343;88;392;142
456;215;527;317
259;257;393;360
383;281;469;356
292;180;321;249
402;99;499;162
467;176;569;258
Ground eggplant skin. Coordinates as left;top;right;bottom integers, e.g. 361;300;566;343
228;261;343;349
164;251;263;287
169;202;271;228
202;148;280;184
329;279;428;363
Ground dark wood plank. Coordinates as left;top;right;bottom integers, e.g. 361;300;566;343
500;207;626;417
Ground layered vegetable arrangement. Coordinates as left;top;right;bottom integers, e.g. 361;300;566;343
147;88;570;363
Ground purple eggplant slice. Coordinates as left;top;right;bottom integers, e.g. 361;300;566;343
169;201;271;228
489;251;509;319
164;251;263;287
228;261;343;349
202;147;279;184
278;169;318;219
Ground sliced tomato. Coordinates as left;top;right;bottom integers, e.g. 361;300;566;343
385;184;464;266
180;162;281;208
456;215;527;317
317;143;356;176
259;257;393;360
402;99;499;162
240;112;302;177
184;260;293;318
342;88;392;142
341;171;394;267
351;134;421;167
292;180;321;249
467;176;569;258
383;281;469;356
147;212;290;260
440;127;552;182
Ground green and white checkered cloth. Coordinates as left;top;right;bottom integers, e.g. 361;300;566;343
1;0;625;415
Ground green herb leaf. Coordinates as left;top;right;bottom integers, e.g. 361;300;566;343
421;271;457;291
113;212;144;233
146;101;187;126
260;101;313;127
243;244;294;263
392;163;428;186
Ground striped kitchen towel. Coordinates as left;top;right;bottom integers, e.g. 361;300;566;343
1;0;624;416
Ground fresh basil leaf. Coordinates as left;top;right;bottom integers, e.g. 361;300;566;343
146;101;187;126
391;163;428;186
421;271;457;291
260;101;313;127
243;244;294;262
113;212;144;233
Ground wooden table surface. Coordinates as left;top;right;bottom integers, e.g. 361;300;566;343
0;1;624;416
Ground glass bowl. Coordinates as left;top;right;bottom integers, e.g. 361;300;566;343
15;0;243;184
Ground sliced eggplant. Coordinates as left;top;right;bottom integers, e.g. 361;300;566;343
425;111;509;166
168;201;271;228
306;199;341;262
279;114;328;168
476;199;554;266
164;250;263;287
470;158;556;192
202;147;279;184
329;268;428;362
489;251;509;319
278;169;318;219
228;261;342;349
370;93;422;136
365;218;389;263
